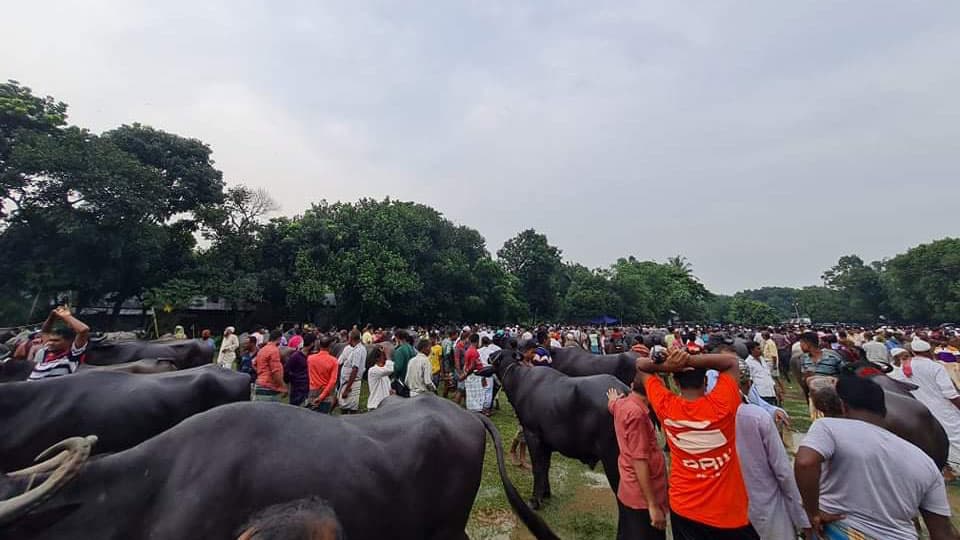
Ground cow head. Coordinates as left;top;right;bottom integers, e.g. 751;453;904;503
0;435;98;526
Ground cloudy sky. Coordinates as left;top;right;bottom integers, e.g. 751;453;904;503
3;1;958;293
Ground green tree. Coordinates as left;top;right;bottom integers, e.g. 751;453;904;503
726;297;780;325
735;287;801;320
609;256;710;323
666;255;693;277
704;294;734;323
561;264;621;322
883;238;960;323
102;123;224;219
0;83;225;327
497;229;564;321
821;255;885;322
795;286;848;323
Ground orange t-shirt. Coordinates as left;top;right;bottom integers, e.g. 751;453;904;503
644;372;749;528
254;342;284;391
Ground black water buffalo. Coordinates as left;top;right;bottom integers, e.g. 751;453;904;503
77;358;178;374
85;338;214;369
550;346;639;386
0;366;250;470
0;396;558;540
490;350;629;536
0;359;33;383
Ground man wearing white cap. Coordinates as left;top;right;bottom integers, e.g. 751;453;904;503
891;338;960;472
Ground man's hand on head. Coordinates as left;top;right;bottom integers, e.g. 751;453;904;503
662;348;690;372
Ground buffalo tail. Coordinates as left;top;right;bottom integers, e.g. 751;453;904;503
477;414;560;540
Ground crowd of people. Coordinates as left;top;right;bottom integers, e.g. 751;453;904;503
212;322;959;539
11;311;960;539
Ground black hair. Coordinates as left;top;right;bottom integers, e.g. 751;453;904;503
519;340;537;352
481;336;492;346
674;368;707;390
316;335;332;349
747;341;761;352
536;330;548;344
302;333;317;349
237;496;343;540
416;338;431;353
799;331;820;347
836;373;887;417
395;330;408;343
469;333;480;344
369;347;384;362
269;329;283;342
51;326;76;341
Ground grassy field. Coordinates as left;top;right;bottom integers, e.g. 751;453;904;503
464;377;960;539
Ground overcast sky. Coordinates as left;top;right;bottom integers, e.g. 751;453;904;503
3;1;959;293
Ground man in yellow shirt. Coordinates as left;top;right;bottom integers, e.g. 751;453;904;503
361;325;374;345
762;331;784;403
429;333;443;390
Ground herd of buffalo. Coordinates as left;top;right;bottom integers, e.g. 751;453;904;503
0;329;951;539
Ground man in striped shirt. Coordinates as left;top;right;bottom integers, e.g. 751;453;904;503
27;305;90;381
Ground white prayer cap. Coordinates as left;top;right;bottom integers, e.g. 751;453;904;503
911;339;932;353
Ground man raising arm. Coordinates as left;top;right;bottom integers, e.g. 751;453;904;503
28;305;91;381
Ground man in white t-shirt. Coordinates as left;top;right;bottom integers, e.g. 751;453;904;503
366;353;394;410
745;341;779;406
336;330;367;413
795;374;954;539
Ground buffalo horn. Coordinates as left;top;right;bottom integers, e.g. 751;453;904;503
0;435;97;525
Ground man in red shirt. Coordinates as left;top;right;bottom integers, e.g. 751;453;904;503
607;369;668;539
636;348;758;540
307;335;339;413
254;329;287;401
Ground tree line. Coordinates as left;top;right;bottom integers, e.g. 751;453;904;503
2;81;958;328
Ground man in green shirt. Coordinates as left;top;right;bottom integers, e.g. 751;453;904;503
391;330;417;383
799;331;846;420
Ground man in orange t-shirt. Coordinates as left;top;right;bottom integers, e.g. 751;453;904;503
254;329;287;401
636;348;759;540
307;335;339;413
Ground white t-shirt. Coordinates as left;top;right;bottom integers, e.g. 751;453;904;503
337;343;367;383
863;341;890;364
367;361;394;409
478;344;501;366
801;417;950;539
745;355;777;398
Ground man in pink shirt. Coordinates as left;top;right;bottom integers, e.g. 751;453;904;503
607;370;668;539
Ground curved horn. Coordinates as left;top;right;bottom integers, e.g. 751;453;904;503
0;435;97;526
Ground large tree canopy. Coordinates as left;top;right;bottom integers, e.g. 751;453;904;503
2;80;957;328
496;229;564;321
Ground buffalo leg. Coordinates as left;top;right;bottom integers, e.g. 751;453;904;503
525;430;550;509
542;450;553;499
